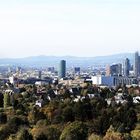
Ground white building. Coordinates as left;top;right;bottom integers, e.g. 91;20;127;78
9;76;18;85
92;76;114;86
91;76;136;87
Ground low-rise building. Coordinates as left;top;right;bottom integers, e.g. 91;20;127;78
91;76;137;87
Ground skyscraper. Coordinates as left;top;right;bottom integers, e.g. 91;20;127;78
123;58;130;77
38;71;42;79
139;56;140;75
74;67;80;75
134;52;139;77
106;64;111;76
110;63;122;76
59;60;66;78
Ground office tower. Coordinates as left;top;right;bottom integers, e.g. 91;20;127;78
134;52;139;77
117;63;122;76
16;67;20;72
59;60;66;78
8;67;11;73
38;71;42;79
47;67;55;73
106;65;111;76
139;56;140;75
123;58;130;77
74;67;80;74
8;67;12;76
110;63;122;76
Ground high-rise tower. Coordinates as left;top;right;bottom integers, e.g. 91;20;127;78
134;52;139;77
123;58;130;77
59;60;66;78
110;64;122;76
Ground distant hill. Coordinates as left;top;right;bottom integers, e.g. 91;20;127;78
0;53;134;68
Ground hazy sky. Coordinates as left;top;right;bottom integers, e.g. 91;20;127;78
0;0;140;58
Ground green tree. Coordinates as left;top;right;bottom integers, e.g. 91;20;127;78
32;125;61;140
0;112;7;124
28;107;46;124
60;121;88;140
8;116;29;133
73;101;86;121
112;106;137;133
0;124;12;140
131;123;140;140
88;133;102;140
62;106;74;122
82;98;93;120
0;92;4;107
103;126;124;140
16;128;33;140
36;133;48;140
4;93;10;108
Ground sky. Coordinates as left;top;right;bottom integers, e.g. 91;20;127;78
0;0;140;58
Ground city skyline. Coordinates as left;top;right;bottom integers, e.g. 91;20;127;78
0;0;140;58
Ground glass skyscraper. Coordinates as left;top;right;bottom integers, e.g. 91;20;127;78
134;52;139;77
123;58;130;77
59;60;66;78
